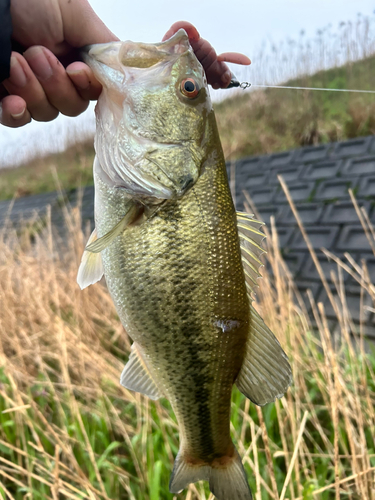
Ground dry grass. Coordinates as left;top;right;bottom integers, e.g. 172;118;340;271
0;187;374;499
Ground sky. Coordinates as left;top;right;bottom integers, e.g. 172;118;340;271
0;0;374;168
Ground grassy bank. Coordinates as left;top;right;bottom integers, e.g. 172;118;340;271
0;189;374;499
215;54;375;160
1;54;374;201
0;140;95;202
1;13;375;201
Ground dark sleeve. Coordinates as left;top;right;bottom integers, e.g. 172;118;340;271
0;0;12;82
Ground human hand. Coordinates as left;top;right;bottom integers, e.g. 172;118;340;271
162;21;251;89
1;0;118;128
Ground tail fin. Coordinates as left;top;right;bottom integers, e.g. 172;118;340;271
209;448;253;500
169;447;252;500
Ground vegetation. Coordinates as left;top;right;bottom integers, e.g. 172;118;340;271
0;140;95;201
216;55;375;160
0;13;374;500
216;13;375;159
0;186;374;499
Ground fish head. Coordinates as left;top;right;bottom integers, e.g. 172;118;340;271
83;29;213;202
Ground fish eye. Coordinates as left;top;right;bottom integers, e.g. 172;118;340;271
180;78;199;98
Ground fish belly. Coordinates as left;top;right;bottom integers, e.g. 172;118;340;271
98;157;250;461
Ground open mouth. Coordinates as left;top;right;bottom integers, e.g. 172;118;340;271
81;29;191;74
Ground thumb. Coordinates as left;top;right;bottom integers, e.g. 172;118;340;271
60;0;119;47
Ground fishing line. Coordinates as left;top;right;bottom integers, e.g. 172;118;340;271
228;79;375;94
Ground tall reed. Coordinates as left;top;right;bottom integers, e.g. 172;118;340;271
0;191;374;499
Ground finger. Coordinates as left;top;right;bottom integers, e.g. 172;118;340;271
24;46;89;117
189;38;232;89
217;53;251;65
66;62;103;101
162;21;200;42
0;95;31;127
2;52;59;122
205;59;231;89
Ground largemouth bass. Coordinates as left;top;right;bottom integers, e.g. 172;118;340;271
78;29;292;500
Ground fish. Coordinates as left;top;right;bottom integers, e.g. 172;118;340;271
77;29;292;500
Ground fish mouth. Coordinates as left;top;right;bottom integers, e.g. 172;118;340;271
85;30;200;202
81;29;191;75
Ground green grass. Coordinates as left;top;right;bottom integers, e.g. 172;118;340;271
1;353;374;499
0;367;369;499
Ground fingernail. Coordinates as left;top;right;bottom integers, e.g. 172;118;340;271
11;107;26;120
66;69;90;90
9;56;27;87
25;46;53;81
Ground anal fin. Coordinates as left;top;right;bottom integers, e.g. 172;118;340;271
120;343;163;400
236;305;292;406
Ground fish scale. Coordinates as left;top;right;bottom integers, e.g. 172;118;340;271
78;29;292;500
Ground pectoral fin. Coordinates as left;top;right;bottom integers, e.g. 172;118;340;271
236;305;292;406
120;343;163;400
237;212;266;298
77;228;104;289
86;203;140;253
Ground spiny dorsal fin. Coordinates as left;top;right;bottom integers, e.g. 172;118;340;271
120;343;163;400
77;228;104;289
235;304;292;406
86;203;139;253
237;212;266;299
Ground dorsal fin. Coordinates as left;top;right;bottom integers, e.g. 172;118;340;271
237;212;266;299
236;212;292;405
236;304;292;406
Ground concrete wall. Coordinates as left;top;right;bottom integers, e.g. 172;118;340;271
232;135;375;337
1;135;374;336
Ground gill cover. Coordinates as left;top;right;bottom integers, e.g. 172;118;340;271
83;30;212;201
